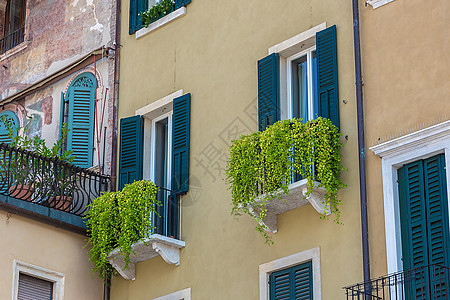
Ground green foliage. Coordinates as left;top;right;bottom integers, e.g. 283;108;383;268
84;180;160;283
225;118;345;243
139;0;175;27
0;116;74;191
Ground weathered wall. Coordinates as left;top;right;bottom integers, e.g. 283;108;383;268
0;210;103;300
361;0;449;278
114;0;362;299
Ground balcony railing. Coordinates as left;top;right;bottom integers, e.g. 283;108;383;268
0;27;25;55
0;143;110;217
344;264;450;300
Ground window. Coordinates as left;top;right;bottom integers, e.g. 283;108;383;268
12;260;64;300
259;247;321;300
370;120;450;276
257;23;339;131
61;72;96;168
0;110;19;143
0;0;26;55
129;0;191;35
118;90;191;239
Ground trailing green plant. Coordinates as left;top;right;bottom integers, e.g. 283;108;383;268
139;0;175;27
225;117;345;244
84;180;160;283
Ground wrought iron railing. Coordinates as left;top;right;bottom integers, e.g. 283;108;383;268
0;27;25;55
153;186;181;240
344;264;450;300
0;143;110;216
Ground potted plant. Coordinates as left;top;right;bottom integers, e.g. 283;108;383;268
139;0;175;27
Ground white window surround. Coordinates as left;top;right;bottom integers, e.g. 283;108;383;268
12;260;65;300
268;22;325;121
259;247;321;300
365;0;396;9
153;287;191;300
370;120;450;275
136;7;186;39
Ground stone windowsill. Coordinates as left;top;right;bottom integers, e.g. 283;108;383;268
0;41;29;62
250;179;330;233
366;0;396;9
136;7;186;39
107;234;185;280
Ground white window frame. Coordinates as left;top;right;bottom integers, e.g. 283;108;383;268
286;46;316;121
152;287;191;300
12;260;65;300
259;247;321;300
150;111;173;186
370;120;450;275
268;22;326;121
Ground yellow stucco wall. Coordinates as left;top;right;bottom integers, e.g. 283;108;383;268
0;210;103;299
361;0;449;278
114;0;362;298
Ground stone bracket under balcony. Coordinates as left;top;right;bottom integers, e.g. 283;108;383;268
107;234;185;280
249;179;330;233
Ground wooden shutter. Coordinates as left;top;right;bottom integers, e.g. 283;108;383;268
316;25;339;129
119;116;143;190
172;93;190;194
175;0;191;9
67;85;95;168
269;261;313;300
258;53;280;131
129;0;147;34
0;110;19;144
17;273;53;300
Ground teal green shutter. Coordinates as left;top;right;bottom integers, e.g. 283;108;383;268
67;85;95;168
269;262;313;300
172;93;190;194
258;53;280;131
175;0;191;9
316;25;339;129
119;116;143;190
59;91;66;142
129;0;148;34
0;111;19;144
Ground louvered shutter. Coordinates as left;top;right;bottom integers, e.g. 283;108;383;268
398;160;429;270
129;0;147;34
67;85;95;168
118;116;143;190
269;261;313;300
258;53;280;131
316;25;339;129
17;273;53;300
0;110;19;143
175;0;191;9
172;93;190;194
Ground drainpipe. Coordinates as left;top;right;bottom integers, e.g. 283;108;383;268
352;0;370;284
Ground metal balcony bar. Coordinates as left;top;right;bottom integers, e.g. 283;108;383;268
153;185;181;240
0;27;25;55
0;143;110;217
344;264;450;300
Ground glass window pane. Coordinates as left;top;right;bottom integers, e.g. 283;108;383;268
312;50;319;119
292;55;308;121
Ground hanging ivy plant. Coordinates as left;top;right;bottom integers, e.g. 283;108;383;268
84;180;160;283
225;117;345;244
140;0;175;28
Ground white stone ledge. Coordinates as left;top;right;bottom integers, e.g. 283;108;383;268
366;0;396;9
250;179;330;233
107;234;185;280
136;7;186;39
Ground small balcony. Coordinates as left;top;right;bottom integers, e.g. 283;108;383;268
344;264;450;299
0;143;110;232
0;27;25;56
107;187;185;280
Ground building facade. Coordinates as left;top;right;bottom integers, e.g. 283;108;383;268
112;0;363;299
0;0;117;297
344;0;450;297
